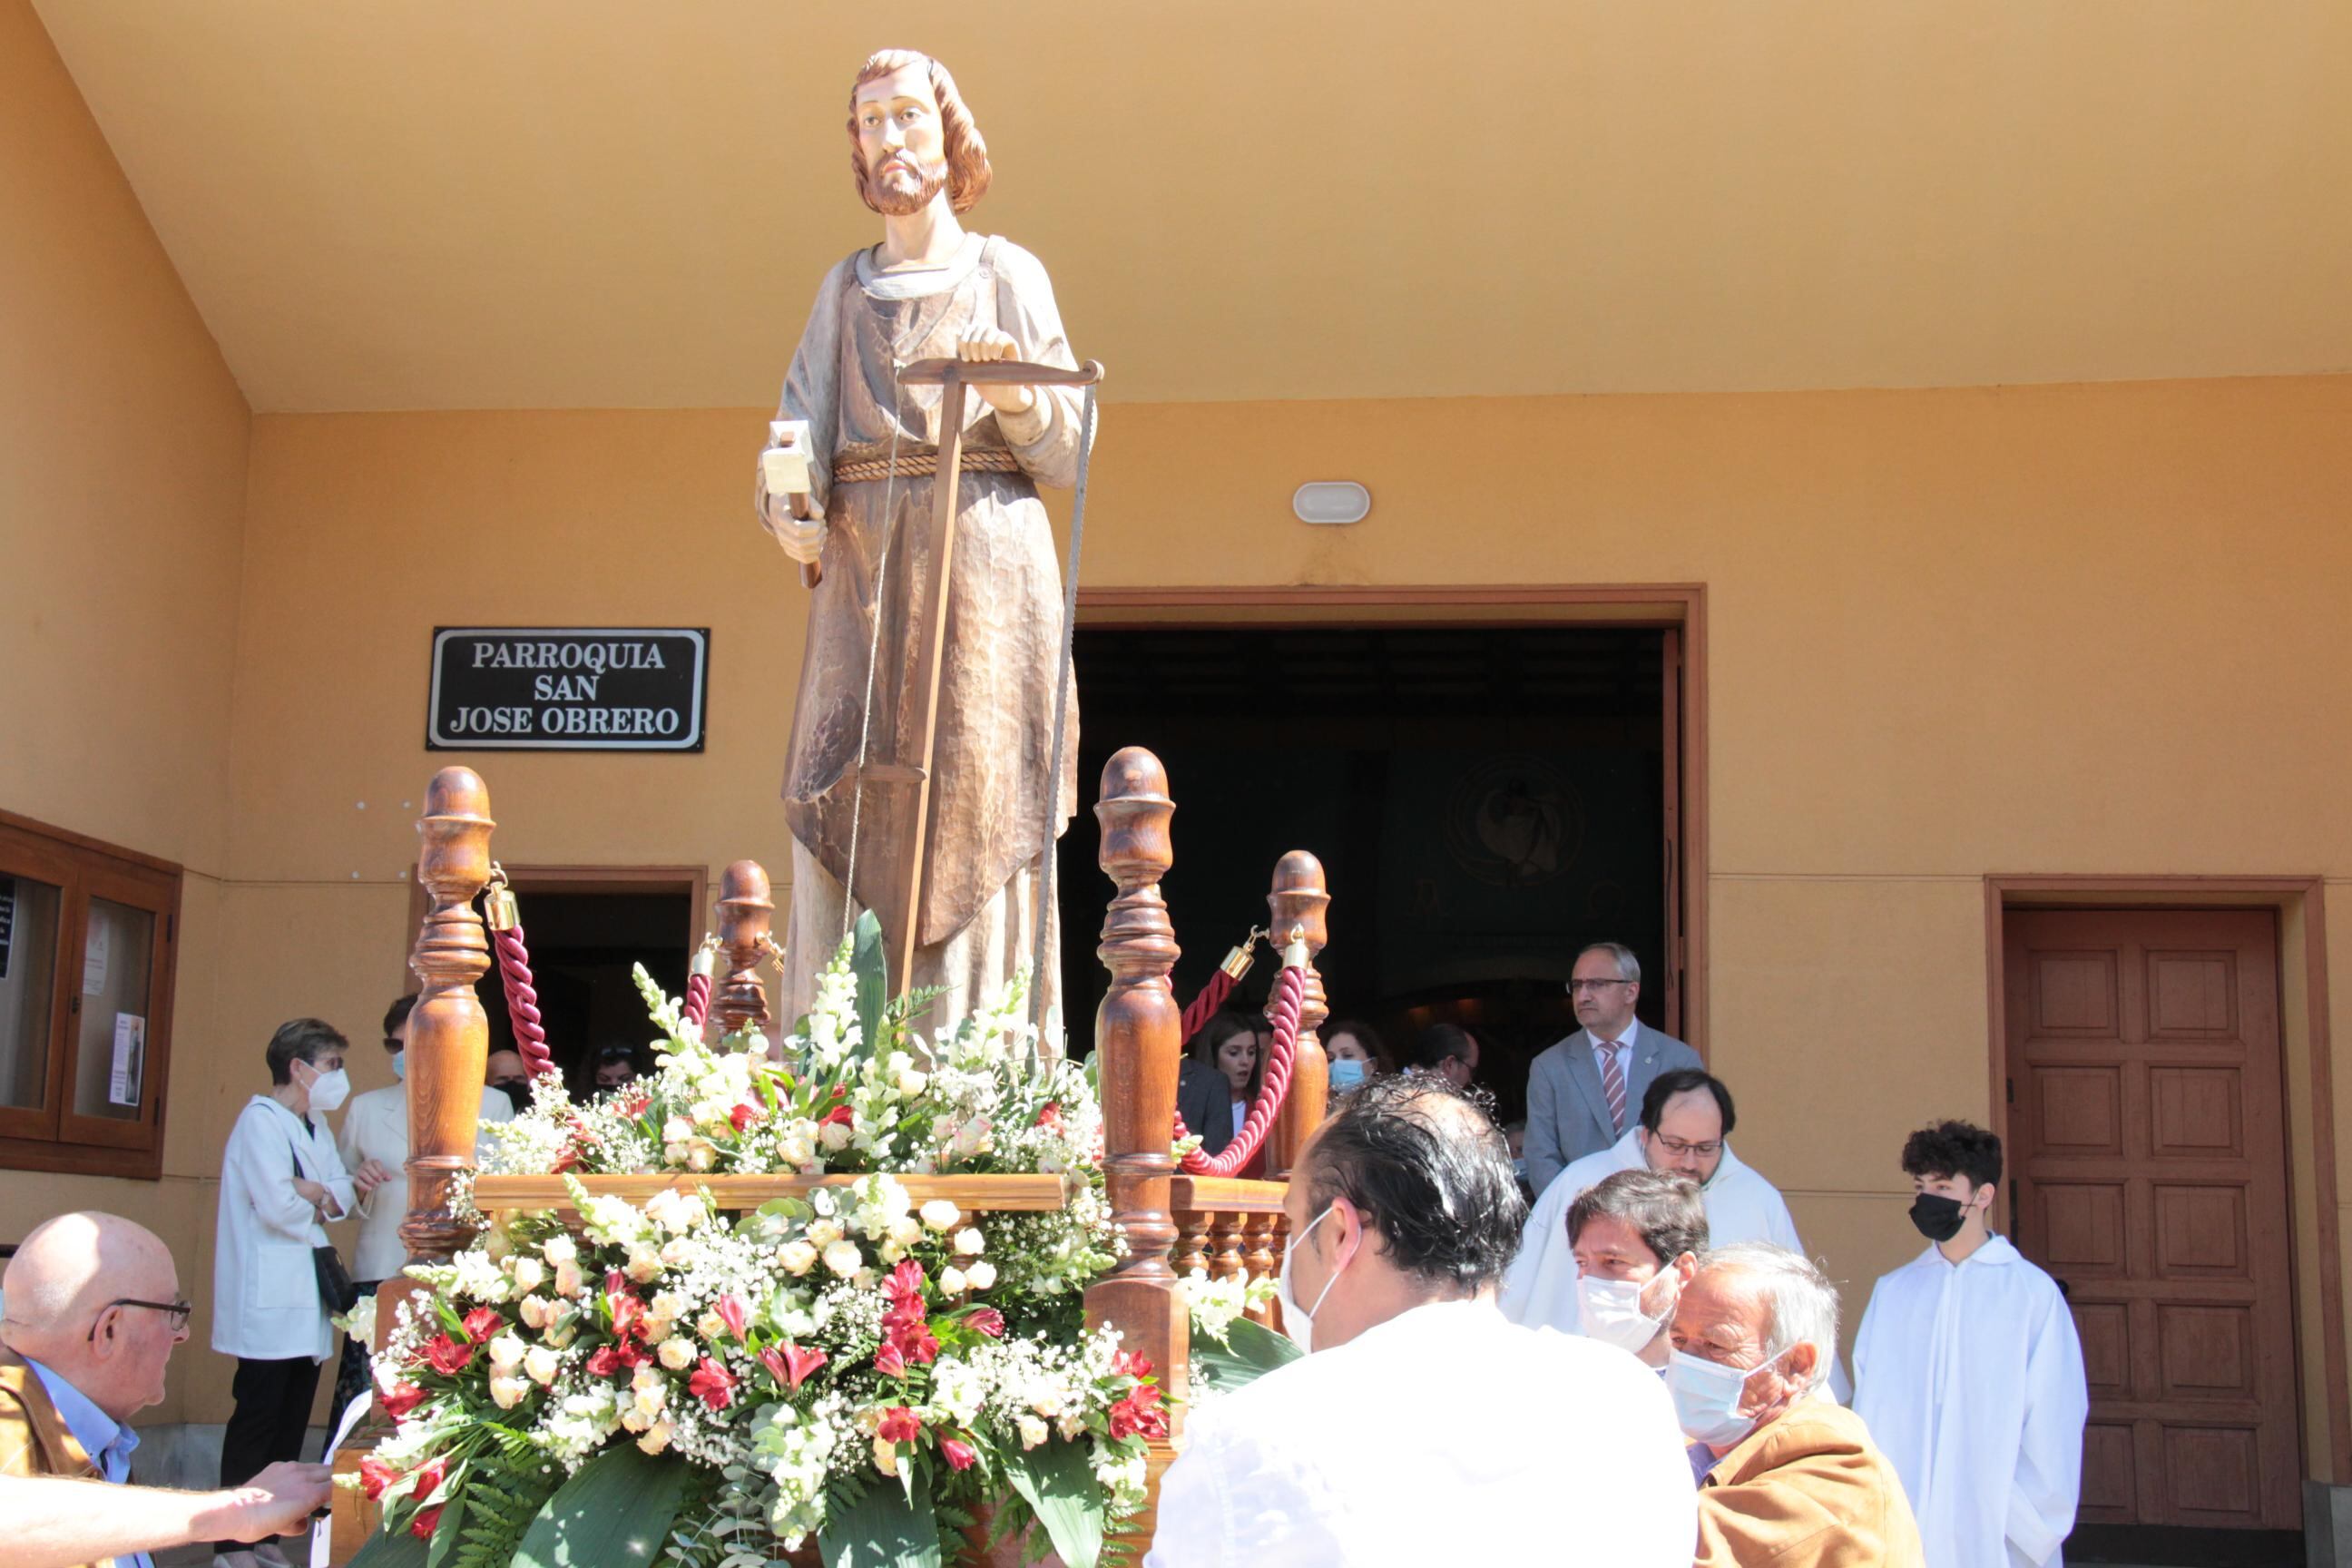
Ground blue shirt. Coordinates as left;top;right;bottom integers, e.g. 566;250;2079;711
23;1357;151;1568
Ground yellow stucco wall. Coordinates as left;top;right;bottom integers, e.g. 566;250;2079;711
0;0;250;1426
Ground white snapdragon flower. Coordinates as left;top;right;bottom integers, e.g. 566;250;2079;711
918;1200;961;1232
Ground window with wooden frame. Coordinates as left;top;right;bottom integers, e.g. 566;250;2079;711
0;810;181;1179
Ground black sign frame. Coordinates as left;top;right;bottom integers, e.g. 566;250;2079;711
426;627;710;752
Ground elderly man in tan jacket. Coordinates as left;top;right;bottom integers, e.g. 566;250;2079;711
1668;1242;1925;1568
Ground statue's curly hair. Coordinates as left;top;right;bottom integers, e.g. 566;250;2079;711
848;51;992;216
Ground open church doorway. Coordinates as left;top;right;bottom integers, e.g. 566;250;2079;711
1054;598;1700;1129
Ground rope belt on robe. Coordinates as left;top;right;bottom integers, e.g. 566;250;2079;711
831;448;1026;485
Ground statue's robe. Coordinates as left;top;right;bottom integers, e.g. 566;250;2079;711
756;232;1082;1044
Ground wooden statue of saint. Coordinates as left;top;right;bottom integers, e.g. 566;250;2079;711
756;50;1084;1045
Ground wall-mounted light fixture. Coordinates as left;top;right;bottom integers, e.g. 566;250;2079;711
1292;481;1371;525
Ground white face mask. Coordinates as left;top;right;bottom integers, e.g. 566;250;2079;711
1577;1270;1677;1355
301;1063;351;1113
1276;1206;1348;1353
1666;1346;1790;1451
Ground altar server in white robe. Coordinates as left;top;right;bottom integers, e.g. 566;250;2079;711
1504;1069;1804;1333
1147;1074;1696;1568
1853;1121;2088;1568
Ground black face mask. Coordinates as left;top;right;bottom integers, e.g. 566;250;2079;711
495;1080;533;1113
1908;1192;1969;1243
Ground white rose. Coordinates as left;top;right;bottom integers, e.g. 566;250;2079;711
620;1406;652;1434
918;1200;961;1233
650;1291;688;1321
489;1373;530;1410
953;1228;985;1256
523;1346;562;1386
1016;1414;1049;1450
662;1116;693;1143
542;1235;577;1266
487;1333;527;1372
819;1122;854;1152
780;1136;814;1166
553;1260;583;1298
807;1220;844;1249
822;1240;864;1278
696;1310;730;1341
634;1383;667;1417
508;1257;545;1295
625;1243;663;1283
963;1260;996;1291
658;1337;696;1371
638;1420;674;1455
660;1239;694;1269
517;1295;552;1330
686;1141;716;1171
872;1436;899;1477
1057;1410;1084;1440
938;1266;967;1296
896;1070;927;1096
887;1217;924;1249
779;1240;818;1276
1030;1389;1063;1418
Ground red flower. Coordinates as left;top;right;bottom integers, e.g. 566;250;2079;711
410;1456;447;1499
884;1259;924;1304
876;1406;920;1444
965;1308;1005;1340
899;1324;940;1366
459;1307;504;1345
605;1267;629;1298
1112;1350;1153;1380
584;1345;627;1378
713;1293;749;1339
1035;1102;1063;1132
818;1102;855;1129
358;1456;399;1501
760;1342;828;1391
729;1102;764;1132
940;1436;978;1472
688;1355;738;1412
622;1091;652;1116
552;1147;580;1174
874;1339;907;1378
420;1334;473;1376
1107;1387;1168;1442
378;1381;427;1422
610;1291;646;1342
409;1505;445;1542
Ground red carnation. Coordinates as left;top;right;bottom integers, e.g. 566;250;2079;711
713;1293;749;1339
420;1334;473;1376
688;1355;738;1412
965;1308;1005;1339
876;1406;920;1444
358;1455;399;1501
409;1505;445;1542
940;1436;978;1472
459;1307;504;1345
874;1339;906;1377
761;1342;828;1391
378;1381;427;1423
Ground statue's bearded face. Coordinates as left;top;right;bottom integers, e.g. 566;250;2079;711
856;64;950;218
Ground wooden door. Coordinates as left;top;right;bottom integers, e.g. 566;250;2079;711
2004;909;2300;1530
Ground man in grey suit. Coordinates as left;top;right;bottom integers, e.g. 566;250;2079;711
1524;942;1702;1196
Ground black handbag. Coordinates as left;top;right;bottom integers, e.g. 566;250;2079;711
290;1140;361;1314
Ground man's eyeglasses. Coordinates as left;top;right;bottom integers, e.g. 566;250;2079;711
1566;978;1634;995
1650;1135;1723;1158
88;1298;193;1339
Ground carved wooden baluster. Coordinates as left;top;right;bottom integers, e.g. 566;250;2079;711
1173;1209;1211;1279
1210;1210;1247;1284
709;859;773;1038
1083;747;1189;1495
1241;1211;1279;1293
1263;849;1332;1181
399;768;497;1271
1253;1210;1292;1332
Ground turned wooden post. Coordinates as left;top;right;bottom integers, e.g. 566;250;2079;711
401;768;497;1267
1083;747;1190;1502
710;859;774;1037
1264;849;1331;1181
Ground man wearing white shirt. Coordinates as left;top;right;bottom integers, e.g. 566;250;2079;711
1853;1121;2087;1568
1524;942;1702;1194
1146;1073;1696;1568
1504;1070;1806;1335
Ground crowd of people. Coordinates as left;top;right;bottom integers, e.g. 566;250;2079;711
1148;938;2090;1566
2;950;2086;1568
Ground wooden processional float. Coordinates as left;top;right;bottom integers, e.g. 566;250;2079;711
332;749;1329;1558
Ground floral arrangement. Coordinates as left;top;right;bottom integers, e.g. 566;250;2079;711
349;918;1167;1568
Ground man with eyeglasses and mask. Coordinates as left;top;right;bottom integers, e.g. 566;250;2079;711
1524;941;1701;1195
0;1211;332;1568
1853;1121;2086;1568
1145;1074;1695;1568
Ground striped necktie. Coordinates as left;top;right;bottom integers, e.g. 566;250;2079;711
1598;1040;1627;1134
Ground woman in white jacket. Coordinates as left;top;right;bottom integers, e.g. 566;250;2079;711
211;1017;377;1568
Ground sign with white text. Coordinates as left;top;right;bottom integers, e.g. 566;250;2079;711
427;629;709;751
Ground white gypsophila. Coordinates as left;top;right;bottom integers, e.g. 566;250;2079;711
406;1247;512;1304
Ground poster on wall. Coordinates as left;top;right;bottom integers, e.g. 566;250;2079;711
426;628;710;752
109;1013;144;1108
83;920;109;995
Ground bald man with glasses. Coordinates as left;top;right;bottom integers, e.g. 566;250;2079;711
1524;941;1702;1196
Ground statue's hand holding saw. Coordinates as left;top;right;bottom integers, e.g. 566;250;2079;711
956;325;1039;416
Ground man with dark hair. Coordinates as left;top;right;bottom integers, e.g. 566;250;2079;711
1557;1168;1706;1368
1854;1121;2087;1568
1505;1069;1807;1338
1524;940;1702;1193
1409;1022;1479;1089
1146;1074;1696;1567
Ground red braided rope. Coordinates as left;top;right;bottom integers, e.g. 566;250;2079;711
1174;963;1306;1177
1180;965;1239;1045
490;923;555;1079
682;972;713;1031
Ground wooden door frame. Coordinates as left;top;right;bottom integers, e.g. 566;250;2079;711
1984;875;2350;1486
1075;583;1710;1054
